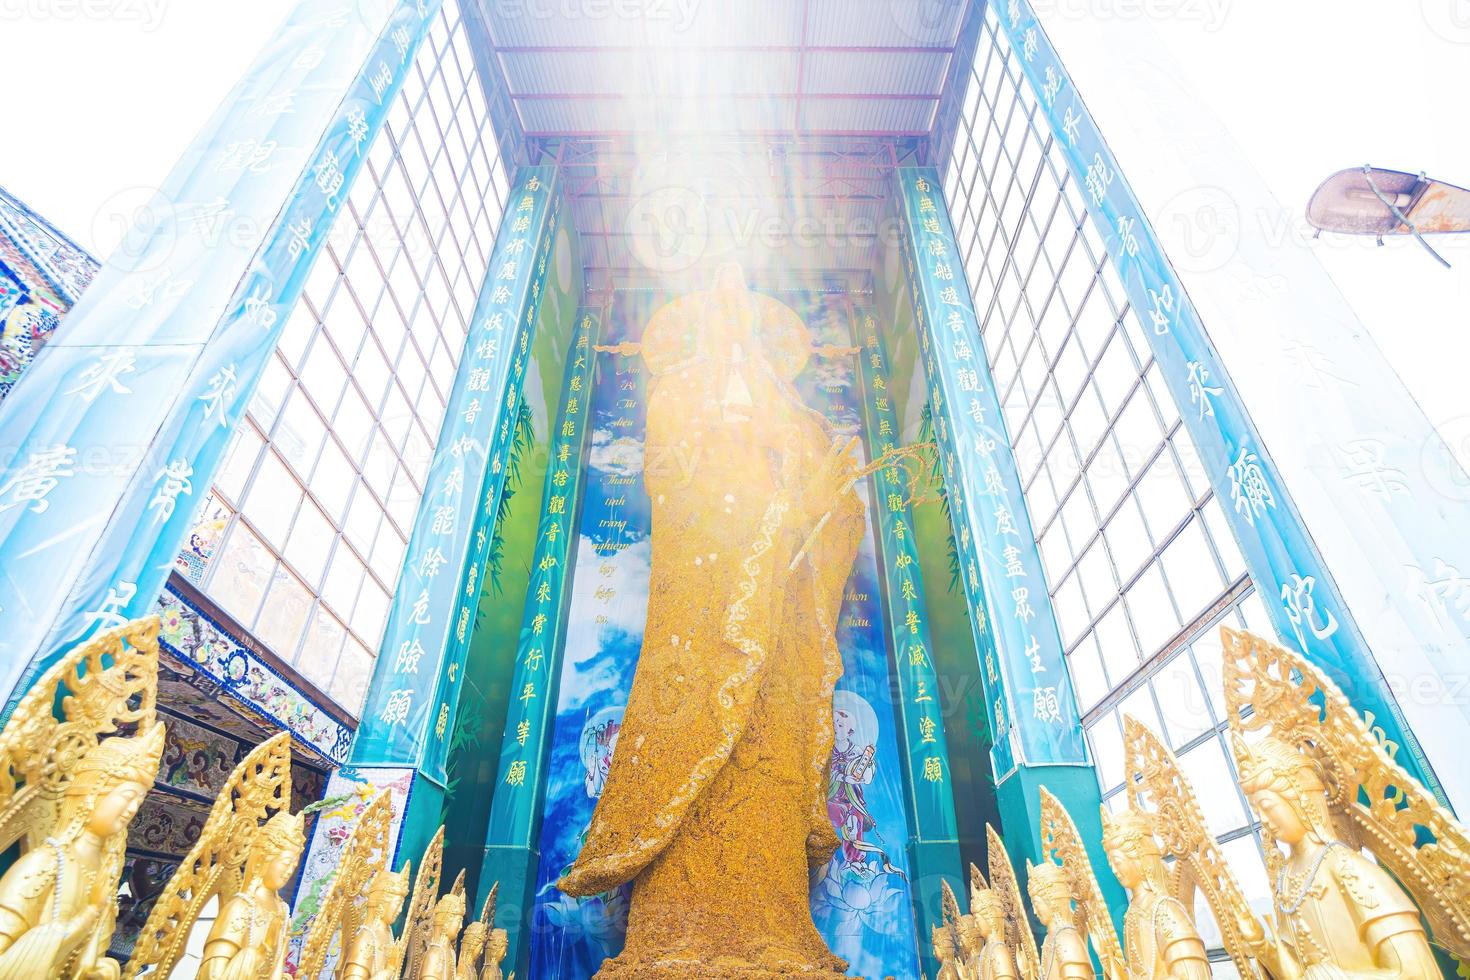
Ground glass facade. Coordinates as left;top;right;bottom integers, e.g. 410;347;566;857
178;0;511;716
942;6;1276;952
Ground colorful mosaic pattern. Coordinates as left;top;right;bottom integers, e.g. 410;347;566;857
156;581;354;764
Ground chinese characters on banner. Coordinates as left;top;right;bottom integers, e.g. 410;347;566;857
354;167;562;781
993;0;1441;801
852;308;959;837
894;168;1089;776
0;0;443;710
489;309;600;835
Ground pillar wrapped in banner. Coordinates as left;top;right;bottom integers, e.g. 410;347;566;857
994;0;1451;810
478;307;599;974
0;0;442;713
852;306;963;980
892;166;1123;915
300;167;564;891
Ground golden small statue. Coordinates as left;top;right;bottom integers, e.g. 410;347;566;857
418;873;467;980
968;865;1020;980
1121;715;1271;979
1098;806;1209;980
933;879;971;980
1025;863;1093;980
0;616;165;980
1037;787;1125;980
400;827;446;980
456;917;486;980
337;865;411;980
198;808;306;979
986;825;1040;980
298;789;394;979
1223;626;1468;975
560;265;866;978
473;883;508;980
125;733;293;980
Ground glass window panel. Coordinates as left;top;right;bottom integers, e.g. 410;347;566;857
216;425;263;506
1136;451;1191;542
255;566;313;660
249;355;292;430
1178;736;1248;835
1161;518;1225;624
1092;332;1137;417
1088;713;1126;792
301;338;348;417
244;452;301;550
370;521;406;585
276;389;327;477
1114;389;1164;470
352;581;390;645
1053;571;1089;647
297;605;345;690
1190;629;1231;721
1067;635;1109;710
1105;494;1152;582
1172;430;1210;502
345;489;383;557
1151;650;1214;747
1118;684;1165;757
329;639;375;715
1076;539;1117;616
334;388;374;464
322;544;365;621
312;439;355;522
1039;524;1072;582
1069;385;1107;457
1126;561;1179;657
1202;499;1247;581
1086;435;1129;518
285;501;334;589
1095;600;1140;685
210;524;272;627
279;300;317;369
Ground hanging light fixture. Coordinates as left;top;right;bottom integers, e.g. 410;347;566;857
1306;166;1470;268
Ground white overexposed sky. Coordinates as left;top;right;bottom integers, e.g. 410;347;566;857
0;0;1465;456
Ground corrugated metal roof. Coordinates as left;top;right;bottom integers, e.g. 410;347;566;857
472;0;967;282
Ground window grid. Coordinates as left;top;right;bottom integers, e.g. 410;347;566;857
944;8;1277;950
180;0;510;717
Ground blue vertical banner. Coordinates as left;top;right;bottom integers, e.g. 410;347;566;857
992;0;1442;801
894;167;1089;777
480;307;600;966
353;167;562;782
852;306;959;839
0;0;442;708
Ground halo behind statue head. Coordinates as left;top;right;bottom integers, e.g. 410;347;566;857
641;265;812;380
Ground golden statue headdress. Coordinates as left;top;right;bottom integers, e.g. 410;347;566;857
1038;787;1126;980
0;616;163;976
986;825;1040;980
0;616;159;851
401;826;446;980
1121;714;1269;980
296;789;395;979
934;879;965;962
1221;626;1470;962
124;732;292;979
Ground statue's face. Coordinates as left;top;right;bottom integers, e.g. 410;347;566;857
372;886;407;921
1104;840;1143;889
88;778;151;836
1249;785;1308;845
1028;888;1056;927
262;842;303;891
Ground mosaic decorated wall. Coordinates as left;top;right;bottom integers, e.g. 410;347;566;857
0;186;98;400
526;288;924;980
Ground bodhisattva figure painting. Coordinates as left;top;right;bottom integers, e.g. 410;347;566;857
559;265;866;979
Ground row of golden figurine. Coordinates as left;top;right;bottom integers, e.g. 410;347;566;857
0;614;506;980
930;628;1469;980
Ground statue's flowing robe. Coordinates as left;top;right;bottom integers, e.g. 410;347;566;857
560;287;863;975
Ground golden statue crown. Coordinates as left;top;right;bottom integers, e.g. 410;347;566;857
1233;733;1325;797
1025;861;1071;906
69;721;165;798
250;809;306;862
433;889;467;927
370;865;412;902
1099;804;1162;855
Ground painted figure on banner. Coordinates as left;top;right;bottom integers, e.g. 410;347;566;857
559;265;866;978
538;707;633;964
813;690;907;943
